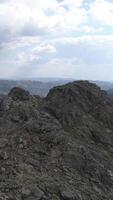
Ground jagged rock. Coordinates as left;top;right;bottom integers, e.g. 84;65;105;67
44;81;113;128
8;87;30;101
0;138;8;148
0;151;8;160
21;186;44;200
59;187;81;200
0;82;113;199
21;187;31;197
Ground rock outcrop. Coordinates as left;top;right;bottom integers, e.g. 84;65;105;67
8;87;30;101
0;82;113;199
44;80;113;127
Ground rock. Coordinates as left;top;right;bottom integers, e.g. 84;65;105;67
0;192;8;200
8;87;30;101
0;81;113;199
0;151;8;160
21;186;44;200
21;187;31;197
33;187;44;199
59;187;80;200
0;138;8;148
44;81;113;128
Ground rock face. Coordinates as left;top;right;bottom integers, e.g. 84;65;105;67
0;82;113;199
44;81;113;128
8;87;30;101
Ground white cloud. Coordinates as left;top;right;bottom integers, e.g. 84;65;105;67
90;0;113;26
60;0;83;8
17;43;56;63
53;35;113;46
0;0;113;81
0;0;88;43
0;36;42;50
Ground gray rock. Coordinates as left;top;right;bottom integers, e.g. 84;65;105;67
21;186;44;200
8;87;30;101
0;82;113;200
21;187;31;197
0;151;8;160
60;187;80;200
0;138;8;148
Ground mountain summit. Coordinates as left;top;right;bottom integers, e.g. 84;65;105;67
0;81;113;199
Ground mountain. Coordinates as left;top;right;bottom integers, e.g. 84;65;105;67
0;79;113;98
0;81;113;199
0;79;72;96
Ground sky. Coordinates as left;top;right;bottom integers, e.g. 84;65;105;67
0;0;113;81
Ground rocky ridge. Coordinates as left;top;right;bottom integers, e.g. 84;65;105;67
0;81;113;199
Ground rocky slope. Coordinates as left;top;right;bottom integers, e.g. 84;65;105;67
0;81;113;199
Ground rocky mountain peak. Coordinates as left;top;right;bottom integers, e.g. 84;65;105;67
43;81;113;129
46;80;108;104
0;81;113;199
8;87;30;101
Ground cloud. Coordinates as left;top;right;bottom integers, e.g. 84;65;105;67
0;0;11;3
0;0;88;45
1;34;113;80
90;0;113;26
0;0;113;81
17;43;56;64
53;35;113;65
0;0;111;41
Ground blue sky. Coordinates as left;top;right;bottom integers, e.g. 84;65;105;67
0;0;113;81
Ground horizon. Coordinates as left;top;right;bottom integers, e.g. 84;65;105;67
0;77;113;84
0;0;113;81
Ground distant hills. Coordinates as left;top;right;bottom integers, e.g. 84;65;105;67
0;79;73;96
92;80;113;90
0;78;113;98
